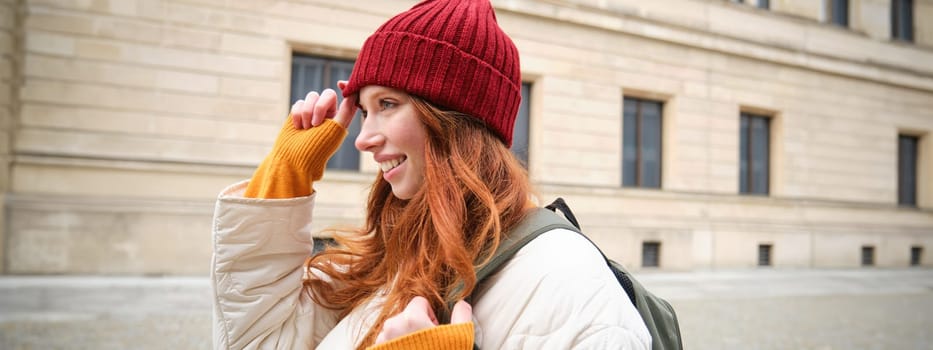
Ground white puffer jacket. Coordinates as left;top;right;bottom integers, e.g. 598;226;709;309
212;181;651;349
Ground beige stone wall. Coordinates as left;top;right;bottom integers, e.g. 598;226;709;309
918;0;933;47
4;0;932;274
770;0;824;21
853;0;891;41
1;0;20;273
508;0;933;270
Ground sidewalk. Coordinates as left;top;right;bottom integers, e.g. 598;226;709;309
1;268;931;349
0;276;212;350
637;267;933;300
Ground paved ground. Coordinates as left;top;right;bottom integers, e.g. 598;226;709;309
638;269;933;350
1;268;931;349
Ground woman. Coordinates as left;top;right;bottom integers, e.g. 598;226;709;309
211;0;651;349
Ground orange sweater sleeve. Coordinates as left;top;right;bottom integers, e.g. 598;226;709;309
365;323;475;350
244;118;348;199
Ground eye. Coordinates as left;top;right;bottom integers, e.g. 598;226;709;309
379;99;396;110
357;104;368;119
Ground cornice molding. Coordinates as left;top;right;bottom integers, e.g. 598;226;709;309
495;0;933;92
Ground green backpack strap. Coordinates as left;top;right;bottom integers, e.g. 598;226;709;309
446;208;579;350
440;207;576;323
473;207;581;286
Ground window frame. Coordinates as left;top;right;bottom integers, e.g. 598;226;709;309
861;245;875;266
642;241;661;268
290;53;361;171
827;0;849;27
898;134;919;206
511;82;532;167
910;246;923;266
623;97;664;189
891;0;914;42
739;112;771;195
758;243;773;267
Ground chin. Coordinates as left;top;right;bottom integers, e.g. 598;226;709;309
391;188;414;200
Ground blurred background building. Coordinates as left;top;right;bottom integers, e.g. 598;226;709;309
0;0;931;275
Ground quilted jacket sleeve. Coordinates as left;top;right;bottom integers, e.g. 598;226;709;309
211;180;340;349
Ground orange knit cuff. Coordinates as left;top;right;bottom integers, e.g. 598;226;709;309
365;323;475;350
244;119;348;199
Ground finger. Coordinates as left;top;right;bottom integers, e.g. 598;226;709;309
376;316;426;345
312;89;338;127
290;100;303;129
301;91;320;129
405;296;438;326
376;332;387;344
374;298;435;345
450;300;473;324
333;93;358;129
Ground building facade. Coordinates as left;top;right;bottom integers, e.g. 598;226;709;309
1;0;931;274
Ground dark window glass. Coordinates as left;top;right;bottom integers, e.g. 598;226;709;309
892;0;914;42
758;244;772;266
313;237;337;253
910;246;923;266
642;241;660;267
511;83;532;167
623;97;663;188
758;0;769;9
291;54;361;170
862;246;875;266
898;135;918;206
739;113;770;195
830;0;849;26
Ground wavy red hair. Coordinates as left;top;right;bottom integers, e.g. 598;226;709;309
303;95;534;349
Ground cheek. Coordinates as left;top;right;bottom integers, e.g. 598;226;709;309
393;124;428;153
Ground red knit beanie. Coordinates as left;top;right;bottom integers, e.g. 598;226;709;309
343;0;522;146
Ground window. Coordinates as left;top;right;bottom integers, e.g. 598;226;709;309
511;83;532;166
739;113;770;195
623;97;663;188
892;0;914;42
911;246;923;266
898;135;918;206
734;0;768;7
861;246;875;266
758;244;773;266
291;53;361;170
642;241;660;267
313;237;337;253
828;0;848;26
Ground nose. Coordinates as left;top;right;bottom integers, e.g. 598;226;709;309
354;118;383;152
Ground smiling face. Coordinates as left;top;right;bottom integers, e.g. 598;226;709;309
354;85;428;200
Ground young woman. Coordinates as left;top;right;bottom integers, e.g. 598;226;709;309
211;1;651;349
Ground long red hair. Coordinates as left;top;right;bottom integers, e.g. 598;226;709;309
304;95;534;348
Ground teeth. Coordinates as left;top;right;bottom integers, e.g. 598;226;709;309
379;156;406;172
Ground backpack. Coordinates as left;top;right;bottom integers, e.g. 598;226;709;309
470;198;684;350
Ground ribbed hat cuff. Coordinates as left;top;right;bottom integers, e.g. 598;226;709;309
344;31;521;146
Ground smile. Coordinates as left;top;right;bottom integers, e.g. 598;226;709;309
379;156;407;172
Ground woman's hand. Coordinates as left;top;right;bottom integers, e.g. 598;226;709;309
291;80;357;130
374;297;473;345
242;80;358;198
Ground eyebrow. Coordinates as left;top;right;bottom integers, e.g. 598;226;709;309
358;88;401;107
